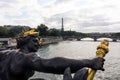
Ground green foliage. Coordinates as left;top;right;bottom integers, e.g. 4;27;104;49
8;27;24;37
112;33;120;37
63;30;86;37
48;28;61;36
0;26;9;37
37;24;48;36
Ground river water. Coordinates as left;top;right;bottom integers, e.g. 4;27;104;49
31;40;120;80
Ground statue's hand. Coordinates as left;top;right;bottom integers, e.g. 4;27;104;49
91;58;105;71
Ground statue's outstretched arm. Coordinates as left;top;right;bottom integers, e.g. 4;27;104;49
26;55;104;74
39;57;93;74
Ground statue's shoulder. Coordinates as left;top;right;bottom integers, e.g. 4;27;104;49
0;50;18;62
0;50;18;57
0;49;19;55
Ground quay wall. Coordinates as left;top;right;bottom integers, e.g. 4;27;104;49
41;37;63;45
0;37;63;49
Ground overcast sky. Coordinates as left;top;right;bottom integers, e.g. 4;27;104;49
0;0;120;33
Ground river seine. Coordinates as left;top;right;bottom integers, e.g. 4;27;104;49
31;40;120;80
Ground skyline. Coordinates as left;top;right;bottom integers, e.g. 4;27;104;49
0;0;120;33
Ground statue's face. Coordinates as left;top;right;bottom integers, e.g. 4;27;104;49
27;37;39;52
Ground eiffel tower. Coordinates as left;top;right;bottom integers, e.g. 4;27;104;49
61;18;64;32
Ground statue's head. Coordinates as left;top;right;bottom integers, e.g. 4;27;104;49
16;28;40;52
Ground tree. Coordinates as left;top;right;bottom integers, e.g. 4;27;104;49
63;31;76;36
0;26;9;37
48;28;61;36
37;24;48;36
112;33;120;37
8;27;24;37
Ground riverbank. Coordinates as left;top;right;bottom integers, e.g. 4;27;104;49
0;37;63;49
41;37;63;45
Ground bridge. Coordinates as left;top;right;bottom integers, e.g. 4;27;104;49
76;36;119;42
63;33;120;42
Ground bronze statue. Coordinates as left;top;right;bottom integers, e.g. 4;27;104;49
0;29;105;80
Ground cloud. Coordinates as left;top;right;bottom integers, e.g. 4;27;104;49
0;0;17;3
54;0;73;4
0;0;120;32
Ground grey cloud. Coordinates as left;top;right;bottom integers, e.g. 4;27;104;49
43;8;120;29
50;13;111;27
0;3;12;8
80;21;111;27
0;0;17;3
80;20;120;27
79;15;114;27
43;0;72;8
43;10;74;24
89;15;109;21
54;0;72;4
44;17;60;24
0;0;18;8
